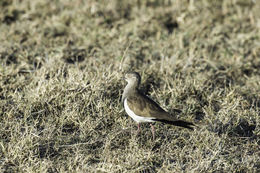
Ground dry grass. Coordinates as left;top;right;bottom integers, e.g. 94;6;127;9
0;0;260;172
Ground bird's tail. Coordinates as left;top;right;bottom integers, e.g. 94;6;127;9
153;119;195;130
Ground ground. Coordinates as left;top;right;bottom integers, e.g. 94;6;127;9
0;0;260;172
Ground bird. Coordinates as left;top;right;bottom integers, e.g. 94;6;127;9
122;72;194;140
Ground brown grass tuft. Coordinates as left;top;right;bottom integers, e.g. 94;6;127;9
0;0;259;172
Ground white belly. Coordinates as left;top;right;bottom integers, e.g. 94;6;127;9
124;98;155;123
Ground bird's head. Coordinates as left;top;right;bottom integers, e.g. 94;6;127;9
124;72;141;86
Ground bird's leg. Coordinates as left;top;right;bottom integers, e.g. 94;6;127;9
137;123;141;134
150;124;155;140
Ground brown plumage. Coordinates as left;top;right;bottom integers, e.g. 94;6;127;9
122;72;195;139
127;92;194;130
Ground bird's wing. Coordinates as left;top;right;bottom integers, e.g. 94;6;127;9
126;92;195;129
126;92;175;120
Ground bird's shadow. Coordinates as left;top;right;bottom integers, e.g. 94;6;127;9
140;73;162;96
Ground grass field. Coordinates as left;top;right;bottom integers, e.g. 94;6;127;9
0;0;260;172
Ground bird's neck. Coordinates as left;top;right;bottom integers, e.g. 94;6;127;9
122;82;138;102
